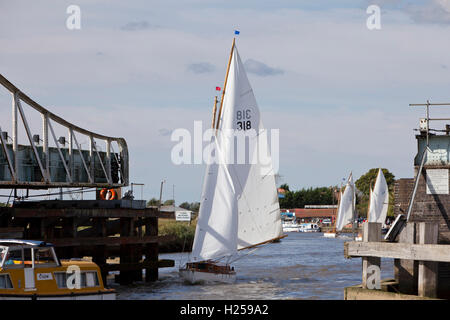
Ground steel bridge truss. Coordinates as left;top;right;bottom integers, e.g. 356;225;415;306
0;74;129;189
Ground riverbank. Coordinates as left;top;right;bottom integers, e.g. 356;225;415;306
158;218;196;253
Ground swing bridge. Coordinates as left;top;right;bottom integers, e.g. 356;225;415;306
0;73;129;190
0;73;174;285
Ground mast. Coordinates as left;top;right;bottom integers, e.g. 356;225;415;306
215;38;236;130
351;172;356;239
367;184;372;222
333;185;342;233
211;96;218;129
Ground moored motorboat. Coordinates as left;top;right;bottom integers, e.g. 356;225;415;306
299;223;321;232
0;239;115;300
282;221;301;232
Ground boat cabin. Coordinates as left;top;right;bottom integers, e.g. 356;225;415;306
0;239;115;300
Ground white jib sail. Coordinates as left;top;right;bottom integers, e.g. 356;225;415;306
191;143;238;261
336;173;355;232
368;168;389;224
191;44;283;261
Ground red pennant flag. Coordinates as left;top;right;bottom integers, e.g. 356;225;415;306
215;86;221;91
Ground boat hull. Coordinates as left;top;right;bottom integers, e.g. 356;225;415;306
179;268;236;284
323;232;337;238
282;227;300;232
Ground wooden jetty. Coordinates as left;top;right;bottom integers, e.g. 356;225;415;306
345;105;450;299
0;199;175;285
345;221;450;299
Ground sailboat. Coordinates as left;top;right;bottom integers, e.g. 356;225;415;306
323;173;355;238
367;168;389;225
179;39;285;284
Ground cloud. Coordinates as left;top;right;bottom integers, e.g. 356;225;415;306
187;62;215;74
120;21;156;31
404;0;450;24
158;128;172;136
244;59;284;77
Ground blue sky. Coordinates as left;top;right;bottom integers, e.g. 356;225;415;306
2;1;450;203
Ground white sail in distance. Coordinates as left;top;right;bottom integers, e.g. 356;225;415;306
336;173;355;232
191;43;283;261
368;168;389;224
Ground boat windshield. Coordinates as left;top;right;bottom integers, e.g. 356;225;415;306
0;248;6;267
34;248;58;267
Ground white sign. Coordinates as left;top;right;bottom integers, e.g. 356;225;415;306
175;210;192;222
37;273;53;281
426;169;449;195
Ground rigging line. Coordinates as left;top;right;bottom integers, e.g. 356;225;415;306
6;189;13;206
229;246;260;264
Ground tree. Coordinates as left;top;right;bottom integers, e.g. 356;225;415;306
279;184;290;192
355;168;395;217
355;168;395;196
163;199;174;206
279;186;335;209
179;202;191;210
146;198;160;207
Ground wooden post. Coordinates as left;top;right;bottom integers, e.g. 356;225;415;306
92;218;108;285
418;222;438;298
119;217;133;285
394;222;418;295
361;222;381;289
144;217;158;282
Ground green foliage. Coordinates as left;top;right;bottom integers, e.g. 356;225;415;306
355;168;395;218
355;168;395;197
158;219;197;253
279;186;336;209
178;201;200;212
146;198;160;206
163;199;174;205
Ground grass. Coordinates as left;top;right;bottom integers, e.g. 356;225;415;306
158;218;197;253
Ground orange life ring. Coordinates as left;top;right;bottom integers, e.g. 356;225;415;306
100;188;116;200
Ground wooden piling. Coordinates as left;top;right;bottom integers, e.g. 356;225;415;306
394;222;418;295
418;222;439;298
0;200;174;286
361;222;381;289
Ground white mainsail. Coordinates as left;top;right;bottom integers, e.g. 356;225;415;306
335;173;355;232
368;168;389;224
191;43;283;262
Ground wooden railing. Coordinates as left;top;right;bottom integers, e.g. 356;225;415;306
345;221;450;298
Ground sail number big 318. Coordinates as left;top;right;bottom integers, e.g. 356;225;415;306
236;109;252;130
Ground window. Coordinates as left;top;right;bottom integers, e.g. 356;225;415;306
0;274;13;289
54;271;99;289
3;249;23;268
34;248;57;267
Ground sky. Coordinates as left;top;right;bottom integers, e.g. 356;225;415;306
2;0;450;203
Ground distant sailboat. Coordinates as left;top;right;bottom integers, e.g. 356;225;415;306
367;168;389;225
179;39;285;284
323;173;355;238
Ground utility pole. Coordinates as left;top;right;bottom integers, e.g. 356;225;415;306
159;179;165;209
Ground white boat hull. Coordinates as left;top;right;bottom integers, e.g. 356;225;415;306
179;268;236;284
283;227;300;232
323;232;337;238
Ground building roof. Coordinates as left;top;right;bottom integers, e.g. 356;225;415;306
281;208;337;218
159;205;193;213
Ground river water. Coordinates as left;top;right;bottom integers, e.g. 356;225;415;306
112;232;394;300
